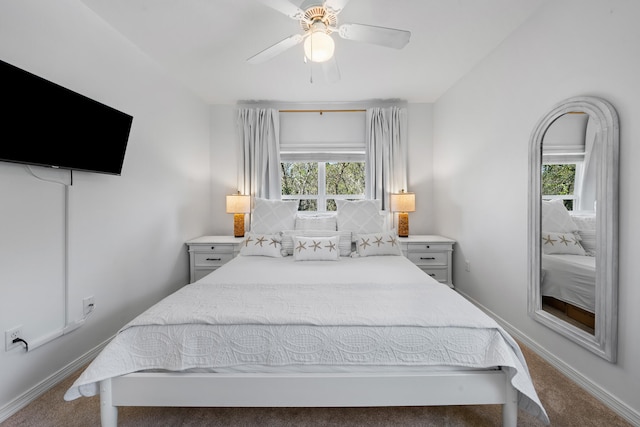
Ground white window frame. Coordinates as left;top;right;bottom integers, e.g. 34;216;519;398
281;156;366;212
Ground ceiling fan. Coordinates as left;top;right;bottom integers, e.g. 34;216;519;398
247;0;411;82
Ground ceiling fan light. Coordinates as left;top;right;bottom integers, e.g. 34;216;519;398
303;30;335;63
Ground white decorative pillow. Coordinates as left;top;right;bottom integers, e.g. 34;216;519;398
336;200;384;235
577;229;596;256
541;199;578;233
292;235;340;261
541;232;586;256
281;230;351;256
570;213;596;255
354;232;403;257
239;233;283;257
250;198;298;234
294;214;337;231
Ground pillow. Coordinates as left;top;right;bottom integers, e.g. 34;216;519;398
294;214;337;231
336;200;384;235
577;229;596;256
541;199;578;233
354;232;403;257
281;230;352;256
239;233;283;257
250;198;298;234
292;235;340;261
541;231;586;256
570;213;596;255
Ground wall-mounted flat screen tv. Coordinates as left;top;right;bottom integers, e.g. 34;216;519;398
0;59;133;175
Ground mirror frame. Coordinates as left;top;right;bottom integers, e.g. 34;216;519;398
528;96;619;362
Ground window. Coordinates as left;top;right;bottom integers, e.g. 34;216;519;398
281;161;365;211
541;163;579;211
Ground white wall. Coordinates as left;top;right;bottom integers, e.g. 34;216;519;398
0;0;211;416
209;103;435;235
433;0;640;420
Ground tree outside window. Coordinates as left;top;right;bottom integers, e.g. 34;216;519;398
281;161;365;211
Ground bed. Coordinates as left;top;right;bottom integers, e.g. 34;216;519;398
540;201;597;329
64;253;548;426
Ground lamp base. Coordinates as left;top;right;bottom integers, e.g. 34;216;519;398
233;213;245;237
397;212;409;237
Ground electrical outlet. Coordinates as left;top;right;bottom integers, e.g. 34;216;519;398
83;296;95;316
5;326;23;351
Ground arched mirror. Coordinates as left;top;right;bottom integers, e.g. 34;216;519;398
528;96;619;362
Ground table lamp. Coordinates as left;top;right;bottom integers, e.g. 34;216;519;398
390;190;416;237
226;192;251;237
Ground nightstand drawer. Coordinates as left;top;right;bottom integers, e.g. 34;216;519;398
420;267;448;283
194;252;234;267
407;243;451;252
407;252;447;266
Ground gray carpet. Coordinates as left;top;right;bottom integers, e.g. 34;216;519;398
2;344;632;426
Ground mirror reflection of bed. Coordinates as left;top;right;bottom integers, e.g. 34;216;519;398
541;252;595;333
540;112;597;334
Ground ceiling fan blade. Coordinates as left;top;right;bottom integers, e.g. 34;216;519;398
247;34;304;64
255;0;305;20
324;0;350;14
338;23;411;49
322;55;341;83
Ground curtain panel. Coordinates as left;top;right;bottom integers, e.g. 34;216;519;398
365;106;408;210
236;108;282;199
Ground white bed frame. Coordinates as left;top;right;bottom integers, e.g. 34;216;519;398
99;369;518;427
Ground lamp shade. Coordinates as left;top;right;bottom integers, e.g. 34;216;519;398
226;193;251;214
303;30;335;63
390;191;416;213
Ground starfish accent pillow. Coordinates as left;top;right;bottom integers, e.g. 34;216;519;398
239;233;283;257
354;232;402;257
541;231;586;256
292;235;340;261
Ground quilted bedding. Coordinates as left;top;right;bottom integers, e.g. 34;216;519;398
64;255;548;423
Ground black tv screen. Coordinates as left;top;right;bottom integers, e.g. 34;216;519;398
0;59;133;175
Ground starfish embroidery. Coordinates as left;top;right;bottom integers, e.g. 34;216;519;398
558;235;571;246
325;241;337;252
387;236;398;246
311;240;322;251
542;234;557;246
255;236;267;247
360;238;371;249
295;241;307;253
269;238;280;247
243;236;253;247
374;236;384;247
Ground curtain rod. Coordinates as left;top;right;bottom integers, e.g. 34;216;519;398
279;109;366;114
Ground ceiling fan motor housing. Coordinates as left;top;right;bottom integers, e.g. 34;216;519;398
300;5;337;33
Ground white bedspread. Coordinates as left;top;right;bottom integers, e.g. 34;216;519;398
65;255;548;423
542;254;595;312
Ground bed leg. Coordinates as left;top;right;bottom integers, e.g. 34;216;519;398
502;378;518;427
100;379;118;427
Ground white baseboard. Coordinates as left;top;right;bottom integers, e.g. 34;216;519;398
457;290;640;426
0;337;111;424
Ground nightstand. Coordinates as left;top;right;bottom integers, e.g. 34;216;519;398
186;236;244;283
399;235;455;288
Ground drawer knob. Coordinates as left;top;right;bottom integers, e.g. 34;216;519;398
210;246;215;250
420;257;436;260
206;257;222;261
428;273;436;277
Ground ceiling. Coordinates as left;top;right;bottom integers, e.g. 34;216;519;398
80;0;547;105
